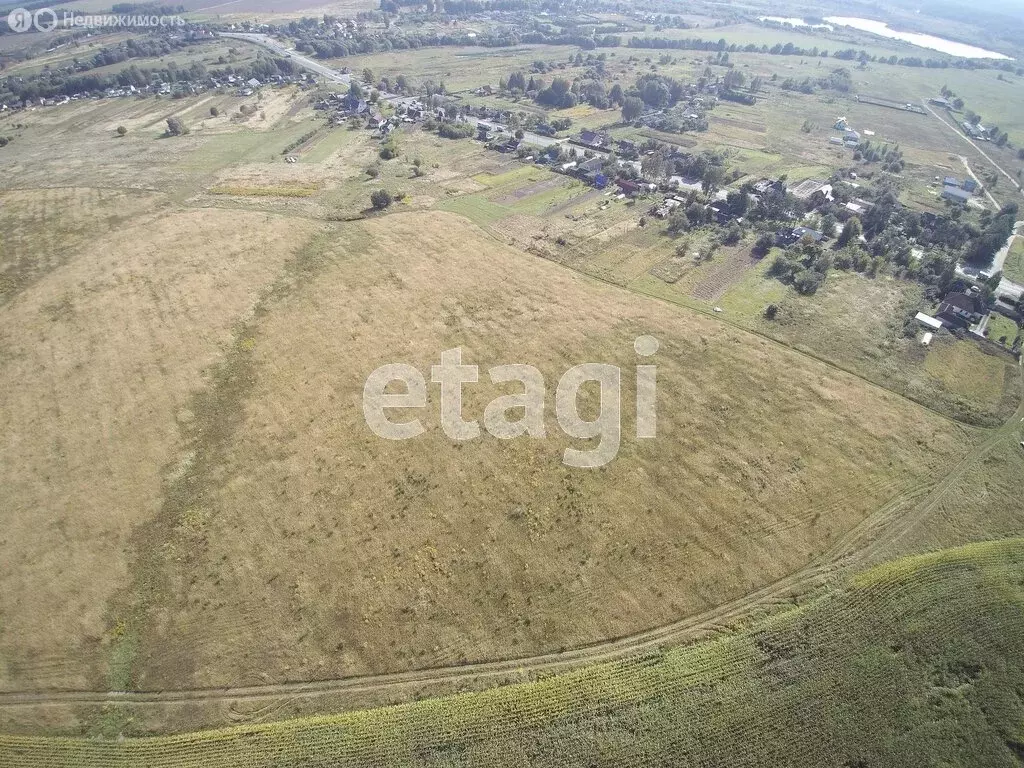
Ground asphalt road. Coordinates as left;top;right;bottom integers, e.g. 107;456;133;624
219;32;351;86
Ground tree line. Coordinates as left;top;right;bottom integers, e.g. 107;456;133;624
626;35;1022;73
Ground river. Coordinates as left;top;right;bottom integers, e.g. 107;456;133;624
823;16;1012;60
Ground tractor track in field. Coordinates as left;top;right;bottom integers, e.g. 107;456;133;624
1;372;1020;712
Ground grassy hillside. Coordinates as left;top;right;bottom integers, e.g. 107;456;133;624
3;537;1023;767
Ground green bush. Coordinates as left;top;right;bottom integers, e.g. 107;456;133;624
165;116;188;136
370;189;393;209
379;138;399;159
437;122;475;139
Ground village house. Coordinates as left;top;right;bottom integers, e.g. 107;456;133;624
936;292;985;328
753;178;786;195
942;185;972;204
708;202;731;224
616;178;642;197
576;157;604;174
777;226;824;246
574;130;611;150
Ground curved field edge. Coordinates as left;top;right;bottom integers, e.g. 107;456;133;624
3;538;1024;768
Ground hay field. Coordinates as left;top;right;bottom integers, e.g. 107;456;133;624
0;208;321;693
89;210;980;697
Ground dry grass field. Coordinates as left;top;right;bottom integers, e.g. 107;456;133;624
0;208;321;693
5;203;984;700
1;26;1023;752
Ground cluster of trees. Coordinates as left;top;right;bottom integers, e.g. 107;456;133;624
632;73;687;108
768;240;832;294
498;55;613;109
1;36;205;103
965;204;1019;266
4;35;200;83
534;77;578;108
853;141;905;173
778;67;852;95
769;217;885;294
435;121;475;139
369;188;406;209
619;72;707;126
759;176;1018;297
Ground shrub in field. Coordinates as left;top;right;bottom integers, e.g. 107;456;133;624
379;138;399;159
720;222;742;245
793;268;824;295
165;117;188;136
370;189;393;210
753;232;774;256
281;130;316;155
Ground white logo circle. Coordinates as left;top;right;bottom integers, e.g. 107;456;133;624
33;7;57;31
634;335;660;357
7;8;33;33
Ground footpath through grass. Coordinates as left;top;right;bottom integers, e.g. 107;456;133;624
3;539;1024;767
